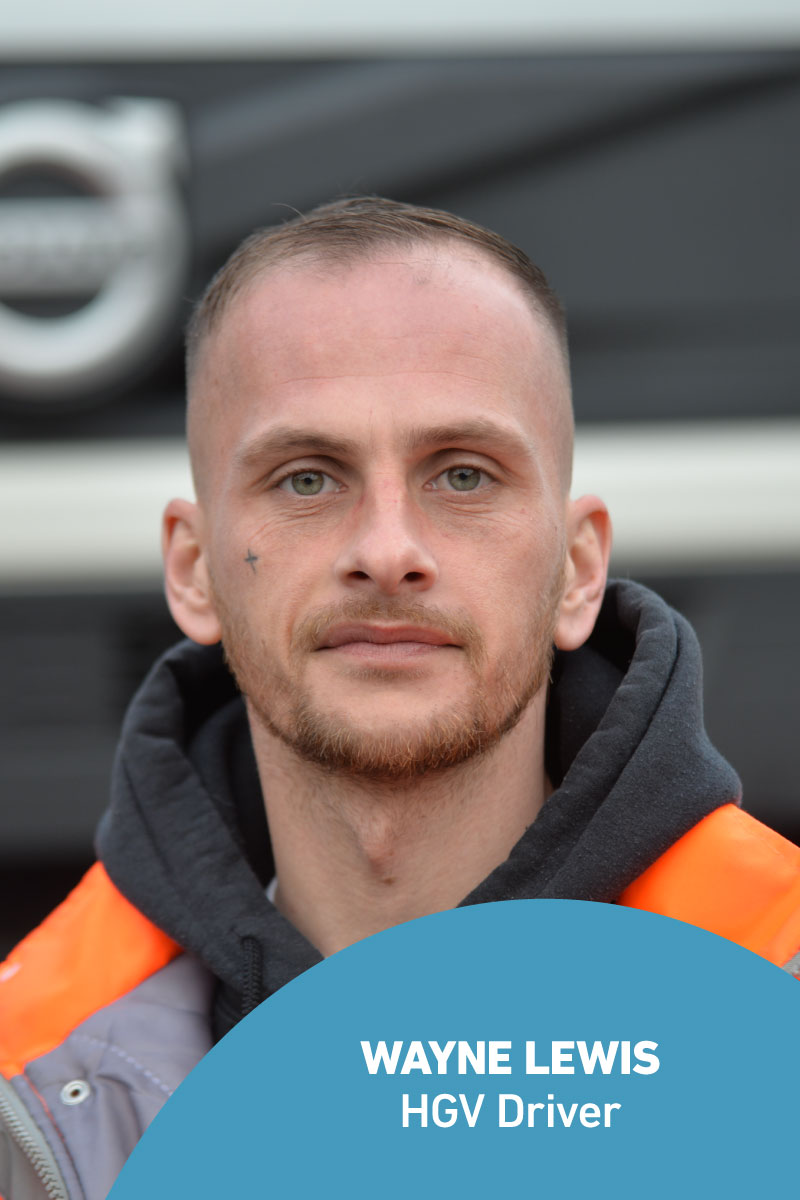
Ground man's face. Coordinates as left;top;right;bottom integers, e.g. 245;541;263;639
192;246;573;779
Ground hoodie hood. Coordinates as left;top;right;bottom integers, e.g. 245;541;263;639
97;580;740;1036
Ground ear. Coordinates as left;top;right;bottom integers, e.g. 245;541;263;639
554;494;612;652
162;498;222;645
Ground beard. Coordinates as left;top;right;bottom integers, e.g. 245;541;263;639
213;571;564;783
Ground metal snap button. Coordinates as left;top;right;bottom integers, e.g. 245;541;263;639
60;1079;91;1106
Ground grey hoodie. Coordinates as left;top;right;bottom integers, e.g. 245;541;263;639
0;580;741;1198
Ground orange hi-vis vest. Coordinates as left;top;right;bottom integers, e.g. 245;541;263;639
1;803;799;1084
618;803;800;976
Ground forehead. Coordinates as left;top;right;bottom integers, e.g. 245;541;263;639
189;247;571;491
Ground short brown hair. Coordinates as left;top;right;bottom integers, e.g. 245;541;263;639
186;195;568;379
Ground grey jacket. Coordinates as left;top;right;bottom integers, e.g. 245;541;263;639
0;955;212;1200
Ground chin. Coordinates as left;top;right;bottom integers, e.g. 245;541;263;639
258;690;533;782
217;592;559;782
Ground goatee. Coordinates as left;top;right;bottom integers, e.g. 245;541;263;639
216;579;563;782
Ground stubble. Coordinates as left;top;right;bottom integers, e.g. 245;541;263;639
214;573;564;783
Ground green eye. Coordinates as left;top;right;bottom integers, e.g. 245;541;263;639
291;471;324;495
446;466;482;491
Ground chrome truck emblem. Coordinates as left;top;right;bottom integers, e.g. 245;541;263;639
0;99;188;406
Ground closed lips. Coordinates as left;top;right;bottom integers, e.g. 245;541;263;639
318;625;459;648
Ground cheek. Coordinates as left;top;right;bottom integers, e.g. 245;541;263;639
216;532;331;648
220;502;343;593
459;519;564;629
465;508;561;582
209;501;301;591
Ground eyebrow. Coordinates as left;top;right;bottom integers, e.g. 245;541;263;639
234;418;533;475
234;427;358;474
401;420;532;460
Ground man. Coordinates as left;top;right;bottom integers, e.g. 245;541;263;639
2;197;799;1199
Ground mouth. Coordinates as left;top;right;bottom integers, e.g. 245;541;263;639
317;623;460;658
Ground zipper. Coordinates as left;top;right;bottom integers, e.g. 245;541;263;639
0;1073;70;1200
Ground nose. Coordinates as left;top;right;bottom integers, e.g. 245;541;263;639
333;479;438;594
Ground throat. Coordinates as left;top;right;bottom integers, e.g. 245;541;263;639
250;694;549;956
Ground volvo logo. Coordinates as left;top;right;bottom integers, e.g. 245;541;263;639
0;99;188;407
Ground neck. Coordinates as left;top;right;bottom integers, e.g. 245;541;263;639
248;691;550;956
